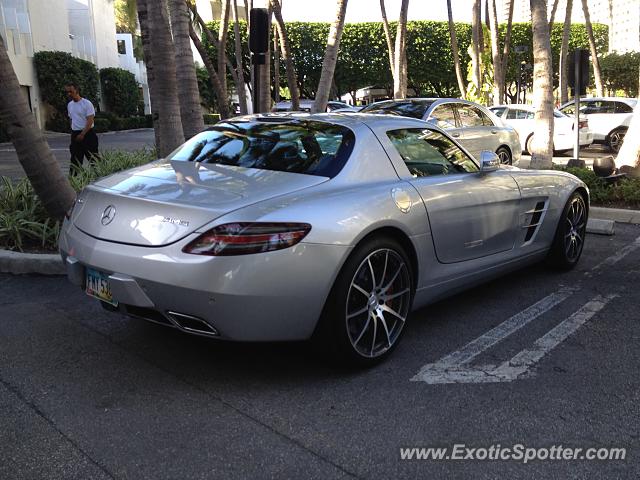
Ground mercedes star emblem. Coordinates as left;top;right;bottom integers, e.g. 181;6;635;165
101;205;117;225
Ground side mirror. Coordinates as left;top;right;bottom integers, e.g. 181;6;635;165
480;151;500;173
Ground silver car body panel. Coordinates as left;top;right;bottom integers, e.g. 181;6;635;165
60;113;587;342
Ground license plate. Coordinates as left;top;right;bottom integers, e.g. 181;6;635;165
85;268;117;306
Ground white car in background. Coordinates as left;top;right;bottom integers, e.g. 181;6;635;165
490;104;593;155
559;97;637;153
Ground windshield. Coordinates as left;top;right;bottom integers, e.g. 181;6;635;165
167;120;355;178
360;100;435;119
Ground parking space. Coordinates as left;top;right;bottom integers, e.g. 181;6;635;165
1;224;639;479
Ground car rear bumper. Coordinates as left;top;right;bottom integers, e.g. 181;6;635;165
59;222;351;341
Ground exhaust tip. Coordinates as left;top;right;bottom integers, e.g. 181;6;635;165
166;311;219;337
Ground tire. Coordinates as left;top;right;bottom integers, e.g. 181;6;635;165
546;192;588;271
315;236;414;367
496;146;512;165
607;128;627;153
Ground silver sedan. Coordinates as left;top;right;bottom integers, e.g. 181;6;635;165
60;113;587;366
360;98;522;165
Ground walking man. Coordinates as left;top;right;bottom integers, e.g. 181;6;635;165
65;83;98;173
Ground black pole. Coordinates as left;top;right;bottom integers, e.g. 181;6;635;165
249;8;269;114
252;54;263;113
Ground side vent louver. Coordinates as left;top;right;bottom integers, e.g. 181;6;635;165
524;201;546;242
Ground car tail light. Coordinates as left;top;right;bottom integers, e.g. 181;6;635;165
182;222;312;256
574;119;588;130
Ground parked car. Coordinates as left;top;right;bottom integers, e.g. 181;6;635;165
489;104;593;154
558;97;637;153
60;113;587;365
360;98;521;165
272;99;352;113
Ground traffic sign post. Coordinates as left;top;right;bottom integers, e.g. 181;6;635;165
568;49;589;167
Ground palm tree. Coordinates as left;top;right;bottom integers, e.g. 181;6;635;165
529;0;554;169
470;0;482;101
312;0;349;113
168;0;204;139
0;37;75;220
258;4;272;113
559;0;573;104
217;0;231;108
488;0;514;105
548;0;560;28
270;0;300;111
446;0;466;98
137;0;184;157
380;0;395;76
580;0;604;97
232;0;248;114
393;0;409;99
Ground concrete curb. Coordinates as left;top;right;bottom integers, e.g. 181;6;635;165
0;250;65;275
586;218;615;236
590;206;640;225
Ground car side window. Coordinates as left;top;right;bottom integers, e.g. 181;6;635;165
429;104;457;129
615;102;634;114
506;109;520;120
490;107;507;117
458;105;485;127
476;107;495;126
387;128;479;177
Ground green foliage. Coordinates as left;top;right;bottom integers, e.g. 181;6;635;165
34;51;100;115
196;65;217;111
600;51;640;97
100;67;141;117
563;167;640;208
203;114;221;124
0;149;155;251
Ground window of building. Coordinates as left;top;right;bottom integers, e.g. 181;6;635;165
117;39;126;55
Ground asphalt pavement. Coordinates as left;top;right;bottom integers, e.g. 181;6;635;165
1;224;639;479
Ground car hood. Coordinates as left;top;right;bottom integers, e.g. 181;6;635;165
72;160;328;247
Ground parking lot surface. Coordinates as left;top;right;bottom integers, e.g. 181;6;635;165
1;224;639;479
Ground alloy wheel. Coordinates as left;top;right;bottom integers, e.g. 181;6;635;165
345;249;411;358
609;130;625;153
564;196;586;262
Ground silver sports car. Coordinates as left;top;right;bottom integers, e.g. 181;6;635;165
360;98;522;166
60;113;588;365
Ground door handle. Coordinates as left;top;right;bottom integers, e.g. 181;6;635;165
452;132;461;138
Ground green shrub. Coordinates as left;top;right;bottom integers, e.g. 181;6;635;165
1;149;155;251
563;167;640;208
45;113;71;133
99;67;141;117
34;51;100;115
203;113;220;124
93;117;111;133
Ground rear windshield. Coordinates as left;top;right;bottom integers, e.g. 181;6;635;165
167;119;355;178
361;100;435;119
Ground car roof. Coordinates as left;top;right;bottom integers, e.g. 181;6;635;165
560;97;638;107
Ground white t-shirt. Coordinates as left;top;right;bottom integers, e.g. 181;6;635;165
67;98;95;131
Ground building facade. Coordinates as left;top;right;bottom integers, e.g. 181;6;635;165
1;0;122;128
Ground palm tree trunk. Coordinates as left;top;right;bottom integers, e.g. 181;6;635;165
139;0;184;157
168;0;204;139
271;0;300;111
0;37;75;220
313;0;348;113
470;0;482;100
580;0;604;97
447;0;466;98
548;0;560;29
189;22;230;119
615;67;640;169
393;0;409;99
488;0;503;105
500;0;514;104
529;0;555;169
380;0;395;77
244;0;254;103
232;0;248;114
217;0;231;106
559;0;573;104
137;0;161;151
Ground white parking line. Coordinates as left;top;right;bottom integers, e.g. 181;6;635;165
411;295;616;384
411;235;640;385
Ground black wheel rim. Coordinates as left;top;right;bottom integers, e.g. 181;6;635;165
345;249;411;358
497;149;511;165
610;131;624;153
564;196;586;262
